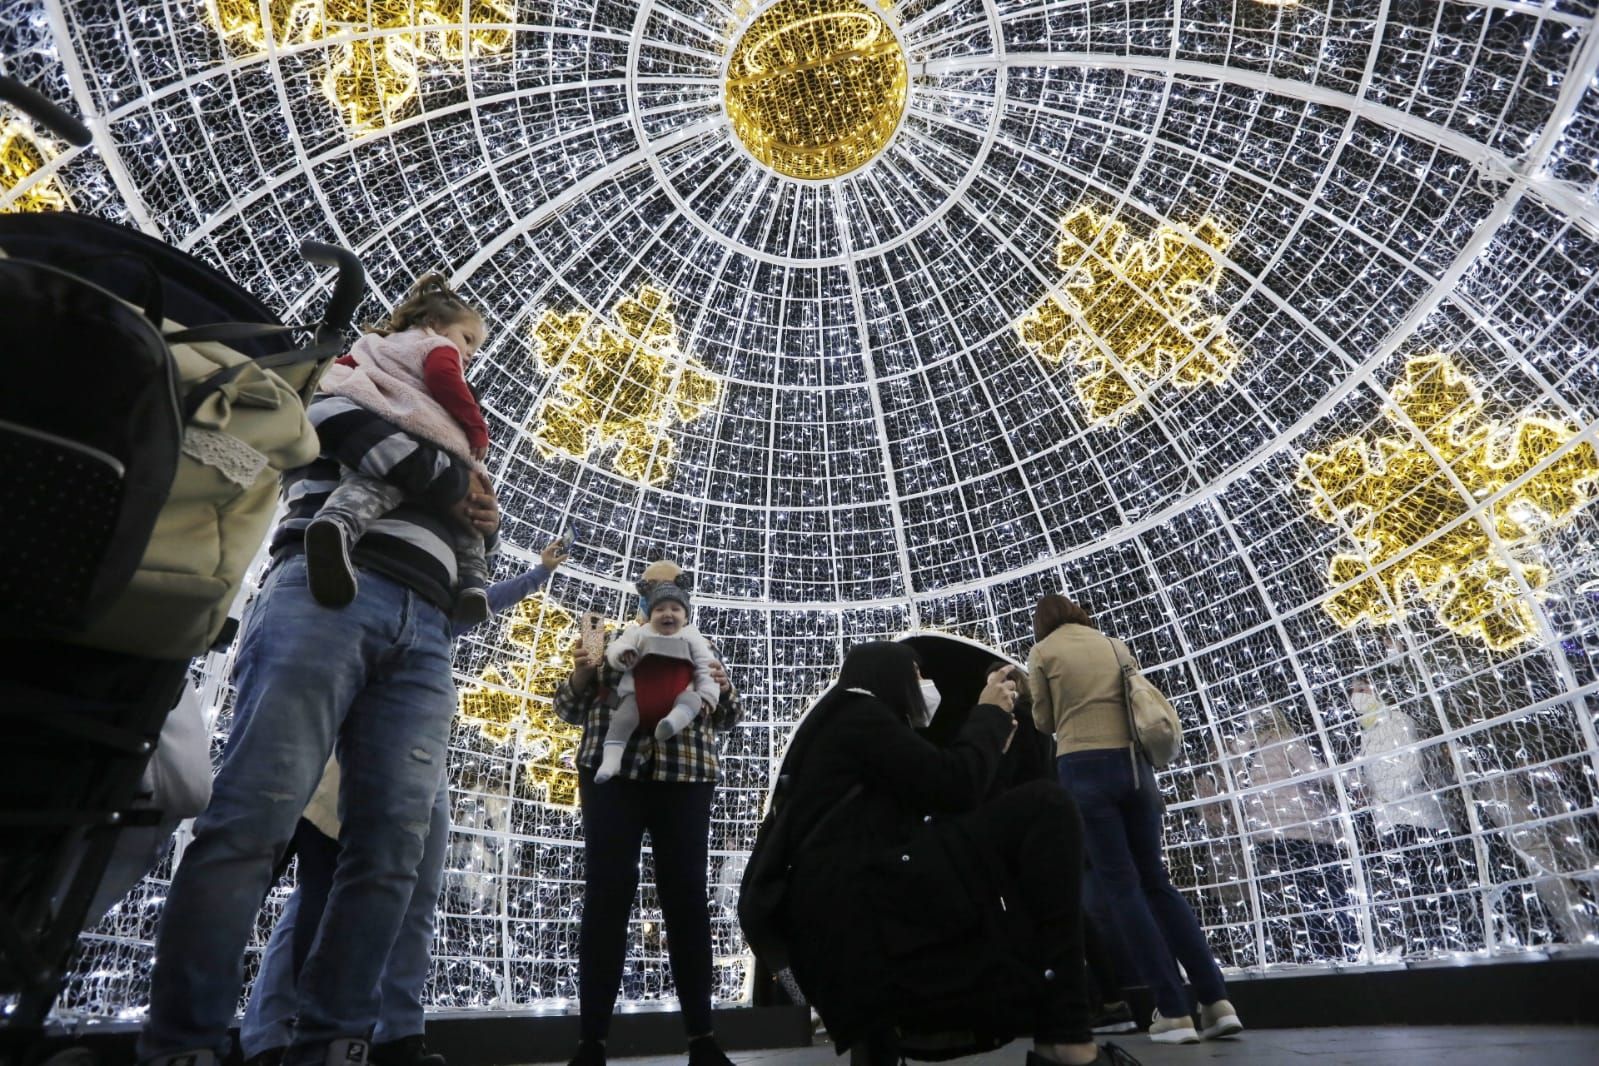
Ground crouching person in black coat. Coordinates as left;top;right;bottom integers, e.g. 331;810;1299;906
778;642;1139;1066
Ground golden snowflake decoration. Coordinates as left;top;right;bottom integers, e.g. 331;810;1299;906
531;285;723;486
1;121;69;213
1016;206;1241;426
457;593;587;807
1296;353;1599;651
207;1;513;134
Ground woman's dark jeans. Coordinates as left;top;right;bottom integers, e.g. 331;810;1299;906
1057;749;1227;1017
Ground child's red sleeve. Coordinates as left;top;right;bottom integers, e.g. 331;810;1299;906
421;345;489;452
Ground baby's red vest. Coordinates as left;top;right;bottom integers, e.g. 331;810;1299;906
630;655;696;728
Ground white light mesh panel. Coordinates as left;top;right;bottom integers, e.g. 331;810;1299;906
3;0;1597;1023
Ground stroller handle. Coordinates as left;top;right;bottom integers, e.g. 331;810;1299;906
0;76;93;148
299;240;365;336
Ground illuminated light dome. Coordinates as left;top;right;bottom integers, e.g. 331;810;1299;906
724;0;908;180
4;0;1598;1024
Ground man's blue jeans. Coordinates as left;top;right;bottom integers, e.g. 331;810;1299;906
138;555;456;1066
1057;749;1228;1017
240;783;451;1056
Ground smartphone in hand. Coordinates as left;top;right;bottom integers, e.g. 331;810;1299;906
554;524;575;554
580;611;606;663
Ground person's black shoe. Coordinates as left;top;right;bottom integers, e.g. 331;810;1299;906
1090;1000;1138;1034
371;1036;445;1066
242;1050;285;1066
566;1042;606;1066
1097;1044;1142;1065
687;1036;735;1066
848;1028;898;1066
1025;1044;1142;1066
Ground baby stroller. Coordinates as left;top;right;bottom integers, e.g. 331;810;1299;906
0;76;364;1061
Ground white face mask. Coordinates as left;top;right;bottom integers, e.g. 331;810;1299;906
919;678;942;721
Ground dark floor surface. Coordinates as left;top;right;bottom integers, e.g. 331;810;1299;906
525;1026;1599;1066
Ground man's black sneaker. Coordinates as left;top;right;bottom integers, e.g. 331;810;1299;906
371;1036;444;1066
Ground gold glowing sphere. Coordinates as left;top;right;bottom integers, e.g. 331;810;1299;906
725;0;907;180
1296;353;1599;651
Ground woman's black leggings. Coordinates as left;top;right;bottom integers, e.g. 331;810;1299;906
576;770;716;1041
965;780;1092;1045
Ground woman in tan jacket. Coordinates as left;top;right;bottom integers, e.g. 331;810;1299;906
1028;595;1240;1047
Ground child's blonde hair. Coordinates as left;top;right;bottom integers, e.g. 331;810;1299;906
367;272;481;336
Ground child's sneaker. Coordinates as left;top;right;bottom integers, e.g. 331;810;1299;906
1198;999;1243;1040
1148;1009;1199;1044
453;586;490;628
305;517;358;607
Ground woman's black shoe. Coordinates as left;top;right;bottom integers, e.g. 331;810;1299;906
687;1036;735;1066
566;1042;606;1066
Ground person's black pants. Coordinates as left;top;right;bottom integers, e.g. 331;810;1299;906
577;770;715;1042
1082;910;1123;1008
965;780;1092;1045
287;818;341;975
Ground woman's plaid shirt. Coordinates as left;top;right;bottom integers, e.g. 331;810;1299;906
553;662;742;784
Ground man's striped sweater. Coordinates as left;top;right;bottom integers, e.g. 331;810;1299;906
269;395;492;611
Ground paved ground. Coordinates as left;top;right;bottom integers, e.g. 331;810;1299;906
521;1026;1599;1066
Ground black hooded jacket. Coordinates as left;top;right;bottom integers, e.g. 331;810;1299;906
779;642;1044;1050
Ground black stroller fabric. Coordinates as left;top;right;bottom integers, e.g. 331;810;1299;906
1;255;181;633
0;198;362;1041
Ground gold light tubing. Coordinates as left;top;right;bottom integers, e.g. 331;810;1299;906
1;122;69;213
1296;353;1599;651
1016;206;1242;426
457;593;586;807
724;0;907;180
531;285;723;486
207;1;513;134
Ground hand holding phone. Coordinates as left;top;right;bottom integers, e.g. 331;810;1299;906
579;611;606;665
543;527;574;569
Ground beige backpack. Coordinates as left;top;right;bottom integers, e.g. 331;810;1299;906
1109;637;1184;770
69;329;325;658
2;213;360;660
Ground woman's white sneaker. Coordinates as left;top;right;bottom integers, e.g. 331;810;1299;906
1198;999;1243;1040
1148;1009;1199;1044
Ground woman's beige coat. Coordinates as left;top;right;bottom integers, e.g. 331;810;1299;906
1027;622;1135;756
